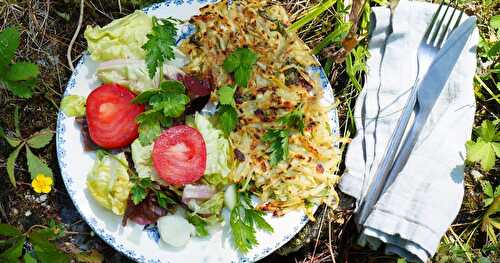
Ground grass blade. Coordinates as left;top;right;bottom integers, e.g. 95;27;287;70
288;0;337;32
313;21;351;54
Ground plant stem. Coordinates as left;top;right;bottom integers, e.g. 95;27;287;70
288;0;337;32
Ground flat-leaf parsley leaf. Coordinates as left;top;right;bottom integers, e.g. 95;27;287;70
262;129;289;166
223;48;258;88
229;190;273;253
143;17;177;79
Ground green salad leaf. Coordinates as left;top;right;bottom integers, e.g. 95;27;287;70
60;95;86;117
194;113;231;177
87;152;131;215
84;10;152;61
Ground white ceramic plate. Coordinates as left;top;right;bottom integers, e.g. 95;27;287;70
56;1;339;262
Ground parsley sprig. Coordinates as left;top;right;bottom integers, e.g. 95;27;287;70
278;105;305;134
262;106;305;166
262;129;289;167
229;190;273;253
132;80;190;145
223;48;258;88
143;17;178;79
216;85;238;136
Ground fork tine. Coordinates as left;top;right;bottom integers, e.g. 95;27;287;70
437;5;457;47
430;3;451;44
423;0;445;40
452;9;464;31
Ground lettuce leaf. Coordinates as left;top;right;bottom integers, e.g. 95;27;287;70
187;192;225;216
96;57;187;94
194;113;230;177
130;139;165;184
84;10;152;61
86;153;131;215
97;59;156;94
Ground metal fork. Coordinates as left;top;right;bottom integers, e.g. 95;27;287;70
356;1;464;225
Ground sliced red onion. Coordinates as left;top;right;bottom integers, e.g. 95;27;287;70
182;184;216;203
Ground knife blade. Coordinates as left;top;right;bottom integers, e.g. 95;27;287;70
381;17;477;194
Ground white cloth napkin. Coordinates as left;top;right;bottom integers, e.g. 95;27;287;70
339;1;479;262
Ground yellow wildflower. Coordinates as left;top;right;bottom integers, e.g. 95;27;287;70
31;174;53;193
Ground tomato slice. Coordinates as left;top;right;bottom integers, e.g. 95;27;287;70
152;125;207;186
86;83;144;149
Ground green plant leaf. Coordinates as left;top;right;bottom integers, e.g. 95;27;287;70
466;139;497;171
26;146;53;179
23;253;37;263
481;180;494;197
0;126;22;147
7;144;23;187
476;120;497;142
488;41;500;58
27;129;53;149
490;15;500;29
0;27;20;70
0;224;22;237
5;62;39;81
30;230;69;263
0;236;25;262
3;79;34;98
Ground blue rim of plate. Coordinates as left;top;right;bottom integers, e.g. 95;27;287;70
56;1;340;262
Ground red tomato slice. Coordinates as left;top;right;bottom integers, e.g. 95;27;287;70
152;125;207;186
86;83;144;149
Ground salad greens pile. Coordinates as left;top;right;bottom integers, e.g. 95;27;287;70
61;10;274;253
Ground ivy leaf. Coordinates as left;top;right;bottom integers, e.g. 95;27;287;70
7;144;23;187
0;126;22;147
0;236;25;262
26;146;53;179
0;224;22;237
0;27;20;70
27;128;53;149
5;62;39;81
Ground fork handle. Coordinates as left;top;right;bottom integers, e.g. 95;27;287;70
356;81;419;225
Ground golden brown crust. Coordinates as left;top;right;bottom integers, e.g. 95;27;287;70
180;0;340;218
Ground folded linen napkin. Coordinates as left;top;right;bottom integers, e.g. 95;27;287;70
339;1;479;262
